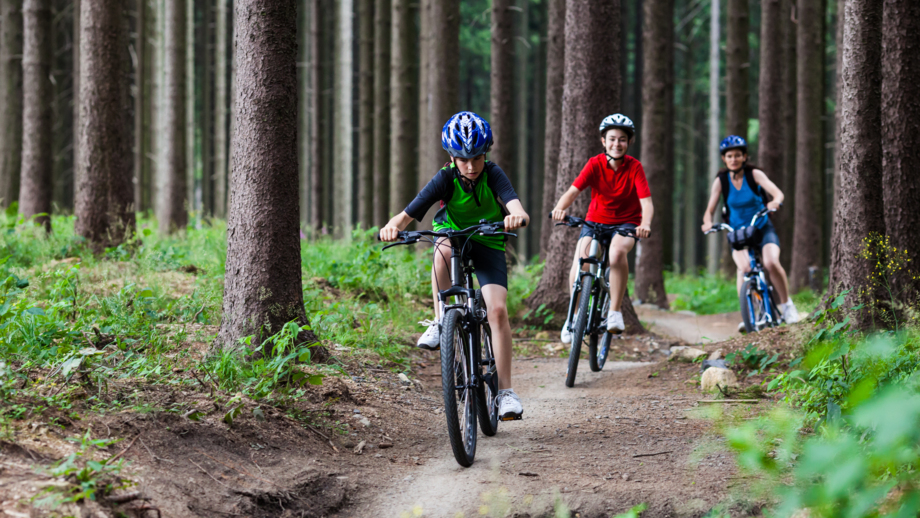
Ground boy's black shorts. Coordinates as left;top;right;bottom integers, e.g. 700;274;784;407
435;241;507;289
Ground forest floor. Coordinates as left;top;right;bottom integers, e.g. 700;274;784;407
1;308;804;518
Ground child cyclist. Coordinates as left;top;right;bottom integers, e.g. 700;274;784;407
379;111;530;420
550;114;653;341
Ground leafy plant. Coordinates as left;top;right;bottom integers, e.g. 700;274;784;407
725;344;779;376
33;429;130;507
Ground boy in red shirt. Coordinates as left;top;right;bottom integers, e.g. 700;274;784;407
550;114;653;338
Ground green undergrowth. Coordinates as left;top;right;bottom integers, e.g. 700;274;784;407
662;271;821;316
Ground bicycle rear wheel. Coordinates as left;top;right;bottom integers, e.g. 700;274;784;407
589;291;610;372
440;308;477;467
739;279;767;334
566;275;593;388
474;292;498;437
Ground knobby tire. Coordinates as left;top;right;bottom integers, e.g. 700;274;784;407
474;291;498;437
441;309;477;467
566;275;594;388
740;279;765;334
589;288;611;372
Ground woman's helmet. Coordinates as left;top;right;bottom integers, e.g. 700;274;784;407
599;114;636;139
719;135;748;154
441;112;493;159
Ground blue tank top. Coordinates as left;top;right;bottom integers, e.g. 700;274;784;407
727;176;767;230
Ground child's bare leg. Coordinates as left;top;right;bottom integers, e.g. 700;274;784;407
481;284;511;389
607;235;635;311
430;238;452;319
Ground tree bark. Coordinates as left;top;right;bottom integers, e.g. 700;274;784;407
490;0;515;190
681;39;697;273
828;0;883;327
333;0;354;236
200;0;213;216
538;0;564;258
51;0;75;212
515;0;530;257
528;0;641;333
309;0;324;229
706;0;721;275
74;0;135;251
881;0;920;298
779;0;796;270
217;0;316;351
214;0;229;218
357;0;374;229
158;0;187;234
373;0;391;224
19;0;52;230
631;0;643;158
185;0;195;213
757;0;783;206
388;0;417;216
790;0;825;292
635;0;674;309
416;0;430;197
725;0;749;138
133;0;145;214
0;0;23;208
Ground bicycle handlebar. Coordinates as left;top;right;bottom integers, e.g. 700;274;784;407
550;214;640;239
704;207;775;235
377;219;525;249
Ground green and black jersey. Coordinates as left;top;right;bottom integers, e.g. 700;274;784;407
404;162;519;250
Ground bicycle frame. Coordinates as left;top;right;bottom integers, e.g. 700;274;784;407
743;248;780;329
564;237;610;337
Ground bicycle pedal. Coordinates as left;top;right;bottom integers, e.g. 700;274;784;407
500;413;523;422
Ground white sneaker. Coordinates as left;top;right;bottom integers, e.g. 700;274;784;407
738;321;747;333
606;310;625;334
416;319;440;350
782;301;800;324
560;318;572;344
497;389;523;420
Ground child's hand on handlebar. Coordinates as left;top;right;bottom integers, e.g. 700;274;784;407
636;225;651;239
767;201;782;211
379;225;401;242
504;214;527;231
550;208;567;222
701;222;713;233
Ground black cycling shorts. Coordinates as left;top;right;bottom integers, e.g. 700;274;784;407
433;240;508;289
578;222;638;241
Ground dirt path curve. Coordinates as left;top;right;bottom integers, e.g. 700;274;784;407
635;306;741;345
339;318;744;517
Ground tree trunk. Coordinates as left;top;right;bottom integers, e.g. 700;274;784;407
373;0;391;224
790;0;825;292
388;0;417;216
828;0;883;327
515;0;530;257
631;0;643;158
881;0;920;298
530;2;546;260
158;0;187;234
725;0;749;139
333;0;354;236
214;0;229;218
19;0;52;230
681;39;698;274
528;0;641;333
757;0;783;205
309;0;324;229
51;0;75;212
217;0;317;351
706;0;721;275
490;0;515;187
538;0;564;258
200;0;212;216
357;0;374;229
416;0;430;197
133;0;145;214
0;0;23;208
74;0;135;251
185;0;195;213
635;0;674;309
779;0;796;270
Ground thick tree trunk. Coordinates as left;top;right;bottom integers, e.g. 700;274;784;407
416;0;430;196
881;0;920;298
388;0;417;216
214;0;229;218
200;0;212;216
309;0;324;229
490;0;515;188
357;0;374;229
0;0;23;208
372;0;391;224
515;0;530;257
185;0;195;213
779;0;796;270
416;0;458;229
333;0;354;236
530;6;546;259
217;0;316;351
681;40;698;273
631;0;643;157
635;0;674;309
790;0;825;292
51;0;75;212
757;0;783;205
528;0;641;333
158;0;187;234
538;0;565;258
19;0;52;230
133;0;145;214
725;0;749;138
74;0;135;251
706;0;721;275
828;0;883;327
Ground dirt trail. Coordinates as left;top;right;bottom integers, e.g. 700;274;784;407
635;306;741;345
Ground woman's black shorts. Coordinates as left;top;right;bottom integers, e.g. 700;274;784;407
434;240;508;289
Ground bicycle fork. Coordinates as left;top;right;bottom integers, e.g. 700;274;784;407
565;239;602;330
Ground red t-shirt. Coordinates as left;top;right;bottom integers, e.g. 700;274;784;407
571;154;651;225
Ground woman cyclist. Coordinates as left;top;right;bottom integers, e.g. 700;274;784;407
701;135;800;327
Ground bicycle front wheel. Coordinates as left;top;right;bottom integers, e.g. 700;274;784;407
441;308;477;467
589;291;610;372
474;292;498;437
739;279;767;334
566;275;593;388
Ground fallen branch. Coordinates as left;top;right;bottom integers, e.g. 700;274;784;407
105;490;146;504
632;451;673;458
106;435;139;464
696;399;759;404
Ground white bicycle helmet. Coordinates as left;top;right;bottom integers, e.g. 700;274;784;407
599;114;636;139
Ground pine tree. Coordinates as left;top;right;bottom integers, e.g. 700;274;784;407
158;0;187;234
0;0;23;207
19;0;52;230
538;0;564;257
388;0;417;216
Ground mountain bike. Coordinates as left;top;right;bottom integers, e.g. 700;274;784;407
705;207;783;333
379;220;522;467
555;215;638;387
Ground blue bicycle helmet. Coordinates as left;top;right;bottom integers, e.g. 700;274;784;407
719;135;747;154
599;113;636;139
441;112;493;159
